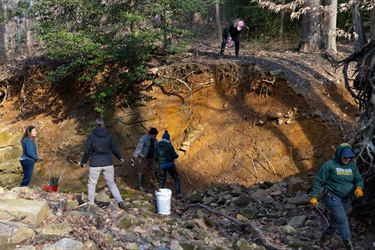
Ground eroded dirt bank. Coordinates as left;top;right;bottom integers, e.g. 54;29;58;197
0;50;358;196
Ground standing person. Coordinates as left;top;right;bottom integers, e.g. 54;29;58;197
78;117;125;209
220;18;245;58
153;130;181;198
131;127;159;191
310;143;364;250
19;126;39;186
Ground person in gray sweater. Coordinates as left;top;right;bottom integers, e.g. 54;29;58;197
131;127;159;191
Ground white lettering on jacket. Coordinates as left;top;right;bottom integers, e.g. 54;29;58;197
336;168;353;176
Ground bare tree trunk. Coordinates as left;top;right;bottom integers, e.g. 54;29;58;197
351;0;367;52
26;16;33;57
279;0;285;41
215;0;221;42
0;0;6;63
326;0;337;52
371;8;375;42
300;0;323;52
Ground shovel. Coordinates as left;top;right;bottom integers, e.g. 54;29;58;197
144;172;160;192
66;155;124;167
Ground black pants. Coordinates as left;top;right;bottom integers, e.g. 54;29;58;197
220;34;240;57
159;163;180;195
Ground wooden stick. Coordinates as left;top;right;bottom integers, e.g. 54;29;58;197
289;146;298;172
184;170;195;188
3;211;40;235
246;153;258;179
256;146;276;175
279;153;286;176
159;75;192;92
144;173;160;192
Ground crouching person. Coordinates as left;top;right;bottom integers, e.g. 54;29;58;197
153;130;182;198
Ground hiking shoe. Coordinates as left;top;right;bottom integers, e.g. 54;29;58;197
344;240;355;250
118;202;126;210
176;194;184;200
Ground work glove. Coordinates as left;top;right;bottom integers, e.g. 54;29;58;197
354;186;363;198
78;162;85;168
131;157;136;167
310;197;318;207
119;159;124;164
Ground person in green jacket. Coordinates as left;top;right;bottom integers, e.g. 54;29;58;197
310;143;364;250
153;130;181;198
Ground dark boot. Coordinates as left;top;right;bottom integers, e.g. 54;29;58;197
320;234;332;249
153;171;160;183
220;42;226;56
174;174;181;195
159;169;167;189
344;240;355;250
137;174;146;192
118;201;126;210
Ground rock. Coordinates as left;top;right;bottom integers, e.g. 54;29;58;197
40;222;73;237
124;242;139;250
202;196;215;205
232;237;251;250
232;197;253;207
238;207;257;219
170;240;183;250
287;215;306;228
282;225;297;235
113;214;132;229
284;196;310;205
51;238;84;249
288;176;310;195
94;191;111;203
188;192;202;202
0;178;368;250
0;198;49;227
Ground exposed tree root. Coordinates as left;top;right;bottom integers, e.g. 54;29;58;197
338;40;375;223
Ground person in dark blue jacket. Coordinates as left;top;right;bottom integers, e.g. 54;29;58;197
79;117;125;209
153;130;181;198
19;126;39;186
220;18;245;58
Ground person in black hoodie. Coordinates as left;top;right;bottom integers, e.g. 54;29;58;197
153;130;182;198
220;18;245;58
79;117;125;209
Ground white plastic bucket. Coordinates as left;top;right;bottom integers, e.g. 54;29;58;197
155;188;172;215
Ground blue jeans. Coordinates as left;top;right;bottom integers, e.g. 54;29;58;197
20;159;35;186
323;190;351;241
159;163;180;195
87;165;123;204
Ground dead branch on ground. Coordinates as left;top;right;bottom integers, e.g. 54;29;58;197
184;203;290;250
2;210;40;234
